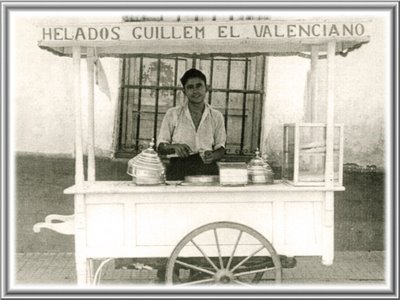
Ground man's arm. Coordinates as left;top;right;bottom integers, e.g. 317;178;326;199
212;147;225;161
201;109;226;164
158;143;192;158
202;147;225;164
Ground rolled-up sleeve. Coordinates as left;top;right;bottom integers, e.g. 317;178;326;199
157;110;174;147
213;111;226;150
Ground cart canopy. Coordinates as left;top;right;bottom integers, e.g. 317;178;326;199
38;19;370;57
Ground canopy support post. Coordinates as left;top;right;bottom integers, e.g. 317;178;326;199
73;46;84;185
87;48;96;182
322;41;336;266
260;55;268;153
303;46;320;173
325;41;335;187
304;46;319;122
310;46;319;123
73;46;87;284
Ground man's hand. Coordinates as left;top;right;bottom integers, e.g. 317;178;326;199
170;144;192;158
158;143;192;158
202;150;214;164
202;147;225;164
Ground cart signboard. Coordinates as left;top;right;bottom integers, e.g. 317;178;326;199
38;19;370;56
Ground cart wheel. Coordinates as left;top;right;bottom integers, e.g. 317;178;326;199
165;221;282;286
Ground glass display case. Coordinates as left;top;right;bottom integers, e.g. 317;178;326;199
282;123;343;186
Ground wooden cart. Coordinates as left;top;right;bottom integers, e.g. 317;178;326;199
33;18;370;286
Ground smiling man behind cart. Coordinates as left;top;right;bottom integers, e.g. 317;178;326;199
157;68;226;181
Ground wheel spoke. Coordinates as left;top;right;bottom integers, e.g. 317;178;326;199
230;245;265;272
190;239;219;271
175;260;216;276
234;266;275;277
213;229;224;269
178;277;215;286
233;279;251;286
226;230;243;270
166;222;281;285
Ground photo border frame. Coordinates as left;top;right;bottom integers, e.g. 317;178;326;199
1;1;398;298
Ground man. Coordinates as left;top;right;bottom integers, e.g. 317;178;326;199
157;68;226;180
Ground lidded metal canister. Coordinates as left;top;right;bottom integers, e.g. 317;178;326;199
247;149;274;184
127;139;165;185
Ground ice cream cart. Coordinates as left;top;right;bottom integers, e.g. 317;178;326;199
33;18;370;286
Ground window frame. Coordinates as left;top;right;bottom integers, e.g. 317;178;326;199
114;54;266;162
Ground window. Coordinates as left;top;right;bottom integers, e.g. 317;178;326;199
116;55;266;160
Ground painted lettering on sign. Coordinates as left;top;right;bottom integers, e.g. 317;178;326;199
42;27;121;41
252;23;366;38
131;26;206;39
40;22;367;41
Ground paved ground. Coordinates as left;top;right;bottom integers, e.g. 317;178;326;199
15;251;385;286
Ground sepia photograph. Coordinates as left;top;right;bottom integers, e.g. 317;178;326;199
1;1;398;298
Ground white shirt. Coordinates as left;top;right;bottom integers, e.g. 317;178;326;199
157;102;226;152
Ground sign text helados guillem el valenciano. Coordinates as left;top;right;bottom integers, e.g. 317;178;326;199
40;21;368;41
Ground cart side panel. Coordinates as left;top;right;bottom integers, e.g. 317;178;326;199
134;202;273;246
282;201;323;255
86;203;125;248
82;190;327;258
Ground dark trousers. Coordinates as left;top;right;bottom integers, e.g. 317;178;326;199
166;153;219;180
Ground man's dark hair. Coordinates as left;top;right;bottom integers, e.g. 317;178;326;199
180;68;207;87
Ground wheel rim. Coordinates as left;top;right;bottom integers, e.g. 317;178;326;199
165;221;282;286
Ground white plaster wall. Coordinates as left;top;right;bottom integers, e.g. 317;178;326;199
12;15;121;157
11;15;387;168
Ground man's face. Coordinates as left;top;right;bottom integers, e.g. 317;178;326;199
183;77;207;105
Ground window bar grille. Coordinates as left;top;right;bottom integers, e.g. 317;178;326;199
126;58;136;149
173;57;179;106
153;56;162;145
224;57;232;132
210;88;261;94
122;57;131;148
118;57;127;149
240;58;249;154
121;85;260;94
208;56;214;105
257;55;266;148
192;57;196;68
135;56;144;151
